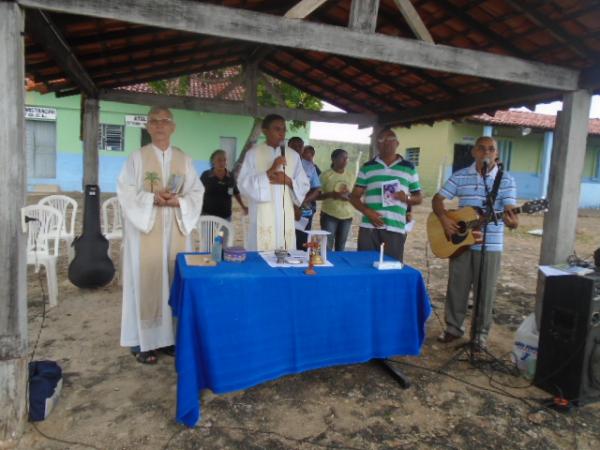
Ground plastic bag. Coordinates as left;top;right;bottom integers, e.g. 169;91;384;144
512;313;539;379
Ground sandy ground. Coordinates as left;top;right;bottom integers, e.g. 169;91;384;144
14;193;600;450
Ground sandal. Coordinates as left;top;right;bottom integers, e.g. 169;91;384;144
132;349;158;364
158;345;175;357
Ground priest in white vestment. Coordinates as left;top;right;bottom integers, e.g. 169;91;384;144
238;114;310;251
117;106;204;363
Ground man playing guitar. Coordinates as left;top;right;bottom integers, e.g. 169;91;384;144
432;136;519;348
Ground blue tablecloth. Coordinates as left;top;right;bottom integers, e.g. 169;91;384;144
169;251;431;426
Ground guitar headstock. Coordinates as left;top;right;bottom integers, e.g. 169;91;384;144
521;198;549;214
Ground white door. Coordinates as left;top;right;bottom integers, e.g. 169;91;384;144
26;120;56;178
219;137;237;170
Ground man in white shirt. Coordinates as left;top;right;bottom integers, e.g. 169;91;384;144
238;115;310;251
117;106;204;364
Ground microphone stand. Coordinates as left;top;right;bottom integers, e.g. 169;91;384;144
465;161;503;362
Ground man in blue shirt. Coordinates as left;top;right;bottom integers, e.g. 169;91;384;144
289;136;321;250
432;136;518;348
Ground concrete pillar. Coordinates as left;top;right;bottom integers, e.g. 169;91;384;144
483;125;493;137
535;90;592;329
539;131;553;198
539;90;591;265
0;3;28;446
82;97;100;188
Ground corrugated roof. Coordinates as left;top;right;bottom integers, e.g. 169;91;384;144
469;110;600;135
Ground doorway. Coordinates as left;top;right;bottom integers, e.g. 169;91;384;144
452;144;474;173
26;119;56;178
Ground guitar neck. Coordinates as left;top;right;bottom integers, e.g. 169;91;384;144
465;206;522;228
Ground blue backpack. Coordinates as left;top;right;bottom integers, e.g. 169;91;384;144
29;360;62;421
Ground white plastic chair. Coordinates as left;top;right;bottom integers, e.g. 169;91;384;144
22;205;63;308
38;195;78;260
192;215;234;252
101;196;123;241
101;196;123;284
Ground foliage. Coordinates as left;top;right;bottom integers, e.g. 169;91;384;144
148;75;191;96
257;76;322;131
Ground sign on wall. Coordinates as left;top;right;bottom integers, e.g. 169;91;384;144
125;115;147;128
25;106;57;120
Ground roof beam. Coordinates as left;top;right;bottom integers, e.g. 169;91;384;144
98;89;376;126
18;0;579;90
392;0;433;43
349;0;380;33
26;9;98;97
284;0;329;19
379;84;553;126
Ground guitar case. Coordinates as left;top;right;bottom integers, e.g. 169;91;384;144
68;185;115;288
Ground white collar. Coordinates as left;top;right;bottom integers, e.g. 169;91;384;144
468;161;498;178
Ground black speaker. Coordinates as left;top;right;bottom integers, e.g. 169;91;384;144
534;272;600;404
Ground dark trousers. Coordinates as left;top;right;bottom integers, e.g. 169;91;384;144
357;227;406;262
320;212;353;251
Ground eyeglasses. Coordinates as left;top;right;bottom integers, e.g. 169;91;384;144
147;118;173;126
377;136;398;143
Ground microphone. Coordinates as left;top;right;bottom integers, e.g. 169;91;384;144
25;216;39;223
279;140;286;168
481;157;491;176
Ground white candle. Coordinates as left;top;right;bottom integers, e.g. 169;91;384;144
379;243;384;265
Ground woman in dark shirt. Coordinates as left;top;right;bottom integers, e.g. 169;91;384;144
200;150;248;221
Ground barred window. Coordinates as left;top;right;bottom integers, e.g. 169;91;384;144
98;124;125;151
405;147;420;166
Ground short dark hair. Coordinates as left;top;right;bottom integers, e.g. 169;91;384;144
330;148;347;168
303;145;315;154
209;149;226;167
262;114;285;129
288;136;304;147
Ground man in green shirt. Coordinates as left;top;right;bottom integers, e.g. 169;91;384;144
350;128;423;261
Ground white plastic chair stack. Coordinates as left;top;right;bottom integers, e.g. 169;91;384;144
38;194;78;260
192;215;234;253
101;196;124;284
22;205;63;308
101;196;123;241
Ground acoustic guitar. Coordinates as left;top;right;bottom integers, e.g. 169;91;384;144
68;185;115;288
427;199;548;258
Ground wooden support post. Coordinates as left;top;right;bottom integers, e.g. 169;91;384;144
0;3;28;446
244;62;259;117
370;124;382;159
82;97;100;188
349;0;380;33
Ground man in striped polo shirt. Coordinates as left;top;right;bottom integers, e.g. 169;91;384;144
432;136;518;348
350;128;423;261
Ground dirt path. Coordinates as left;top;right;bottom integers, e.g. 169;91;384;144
16;195;600;449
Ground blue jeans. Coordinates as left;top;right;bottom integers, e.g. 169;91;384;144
320;212;353;251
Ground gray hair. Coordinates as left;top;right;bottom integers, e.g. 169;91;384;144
147;106;173;119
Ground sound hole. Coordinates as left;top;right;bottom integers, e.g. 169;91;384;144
451;221;468;245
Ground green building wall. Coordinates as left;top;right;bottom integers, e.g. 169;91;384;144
25;91;310;192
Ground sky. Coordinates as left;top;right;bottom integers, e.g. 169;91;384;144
309;95;600;145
